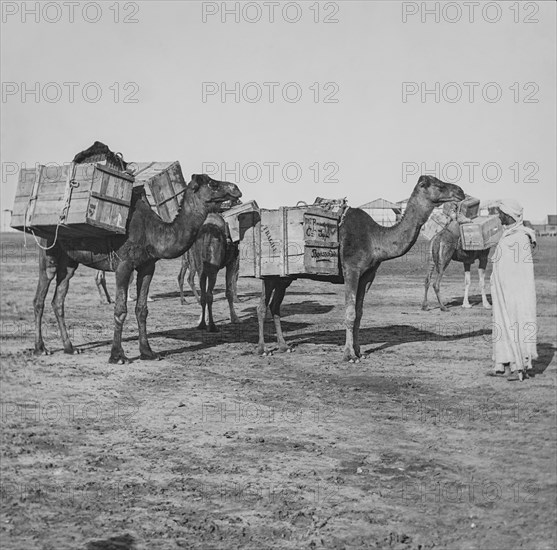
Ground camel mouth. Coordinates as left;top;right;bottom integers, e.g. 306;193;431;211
435;187;465;204
208;192;242;204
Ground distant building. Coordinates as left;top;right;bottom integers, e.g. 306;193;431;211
1;209;15;232
396;198;410;214
359;198;402;226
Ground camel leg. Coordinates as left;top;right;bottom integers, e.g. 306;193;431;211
188;269;200;305
343;270;361;362
34;248;57;355
432;267;449;312
136;262;159;360
205;267;219;333
51;258;80;355
257;279;275;355
422;262;435;311
127;271;136;302
462;265;472;308
197;272;208;330
95;271;112;304
230;252;241;303
479;267;491;309
178;258;188;305
353;270;377;359
109;264;133;364
225;261;240;324
269;280;292;353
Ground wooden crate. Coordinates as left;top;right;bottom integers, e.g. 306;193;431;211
460;215;503;250
422;208;451;240
240;206;341;278
222;200;259;242
130;161;187;222
11;162;134;240
442;196;480;219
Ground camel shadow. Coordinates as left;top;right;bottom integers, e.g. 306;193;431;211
529;342;555;376
446;293;493;308
76;317;310;360
293;323;492;354
237;290;338;299
241;300;336;318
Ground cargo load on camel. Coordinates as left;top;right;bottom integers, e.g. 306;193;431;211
10;142;134;240
10;142;189;238
238;197;346;279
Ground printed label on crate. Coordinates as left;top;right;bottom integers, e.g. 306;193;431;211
304;215;338;241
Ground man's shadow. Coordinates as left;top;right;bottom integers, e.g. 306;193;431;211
530;342;555;376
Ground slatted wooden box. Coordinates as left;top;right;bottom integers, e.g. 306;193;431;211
129;161;187;222
222;200;260;242
11;162;134;240
421;208;451;240
460;215;503;250
239;206;341;278
442;196;480;219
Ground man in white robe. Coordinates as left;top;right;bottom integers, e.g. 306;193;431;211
491;199;538;381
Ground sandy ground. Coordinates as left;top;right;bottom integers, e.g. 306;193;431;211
1;232;556;550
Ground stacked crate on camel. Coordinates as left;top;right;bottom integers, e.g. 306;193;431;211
11;161;134;240
239;205;343;279
129;161;187;222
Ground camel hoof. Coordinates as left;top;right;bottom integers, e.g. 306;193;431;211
462;303;472;309
421;305;429;311
440;307;449;312
109;354;129;365
483;304;492;310
230;317;241;325
34;347;50;356
64;348;81;355
207;325;219;333
278;346;292;354
197;322;207;330
349;358;360;364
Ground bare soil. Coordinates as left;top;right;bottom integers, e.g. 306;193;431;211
1;233;556;550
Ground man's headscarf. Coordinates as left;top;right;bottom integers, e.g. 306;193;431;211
497;198;536;245
498;199;523;222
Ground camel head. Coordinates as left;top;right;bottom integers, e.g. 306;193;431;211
413;175;465;208
189;174;242;206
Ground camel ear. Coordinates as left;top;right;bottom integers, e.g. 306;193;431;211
418;175;431;188
190;174;201;192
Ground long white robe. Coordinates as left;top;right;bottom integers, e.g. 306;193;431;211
490;223;538;371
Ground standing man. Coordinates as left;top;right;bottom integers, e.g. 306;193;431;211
491;199;538;381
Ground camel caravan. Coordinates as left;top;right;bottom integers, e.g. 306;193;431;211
12;141;507;364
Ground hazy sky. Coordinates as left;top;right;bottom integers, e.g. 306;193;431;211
1;1;555;223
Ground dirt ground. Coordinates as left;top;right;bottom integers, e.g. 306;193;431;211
1;232;556;550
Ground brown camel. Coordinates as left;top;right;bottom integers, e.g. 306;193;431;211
178;213;240;330
256;175;465;361
34;174;241;363
422;220;491;311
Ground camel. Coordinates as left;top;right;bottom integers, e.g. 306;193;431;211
177;202;241;306
178;213;240;330
256;175;465;361
422;220;491;311
33;156;242;363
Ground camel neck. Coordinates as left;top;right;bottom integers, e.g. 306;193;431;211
374;194;433;261
145;188;209;259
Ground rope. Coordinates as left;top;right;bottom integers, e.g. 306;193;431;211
23;164;78;251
